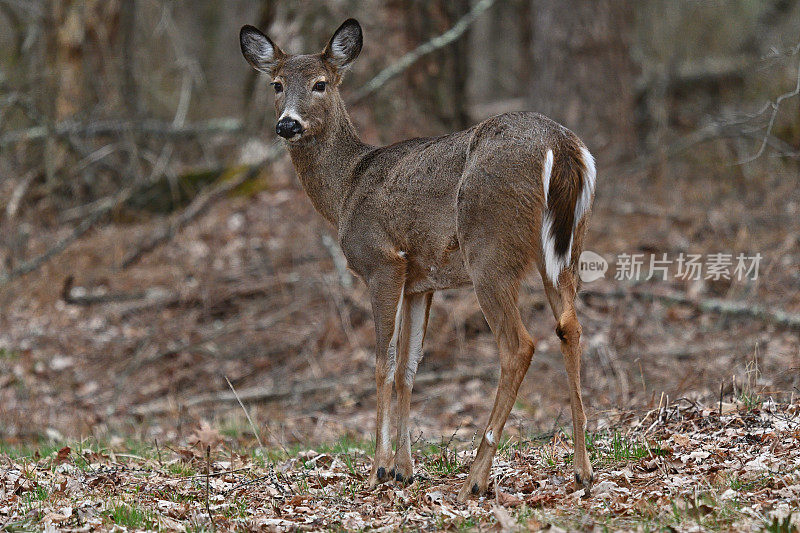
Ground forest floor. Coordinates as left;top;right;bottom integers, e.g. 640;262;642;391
1;399;799;531
1;148;799;530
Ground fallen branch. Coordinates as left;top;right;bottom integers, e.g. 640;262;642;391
225;375;265;448
132;367;495;416
0;202;108;286
635;55;755;95
3;169;38;221
0;159;162;286
583;287;800;330
61;275;146;305
320;233;353;289
0;117;244;147
119;162;267;269
115;299;304;388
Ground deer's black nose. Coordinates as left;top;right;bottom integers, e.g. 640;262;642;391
276;117;304;138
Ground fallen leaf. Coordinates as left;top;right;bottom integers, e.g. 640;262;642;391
189;420;223;450
55;446;71;464
497;490;522;507
492;504;517;532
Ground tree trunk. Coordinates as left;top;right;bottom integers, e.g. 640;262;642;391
528;0;637;162
400;0;472;133
119;0;140;117
49;0;85;121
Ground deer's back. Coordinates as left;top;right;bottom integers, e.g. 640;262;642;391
339;112;584;291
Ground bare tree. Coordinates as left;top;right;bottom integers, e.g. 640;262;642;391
527;0;637;161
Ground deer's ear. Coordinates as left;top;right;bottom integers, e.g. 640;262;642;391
322;19;362;70
240;25;284;74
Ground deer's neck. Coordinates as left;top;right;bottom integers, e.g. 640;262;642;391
286;99;370;228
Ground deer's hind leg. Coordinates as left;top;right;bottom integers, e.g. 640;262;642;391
543;271;593;495
456;270;535;502
455;162;539;501
391;291;432;485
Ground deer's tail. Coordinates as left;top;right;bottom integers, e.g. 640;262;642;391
540;141;596;285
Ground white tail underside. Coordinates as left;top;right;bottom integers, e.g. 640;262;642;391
541;147;596;284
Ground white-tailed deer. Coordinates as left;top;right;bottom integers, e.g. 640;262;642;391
240;19;596;501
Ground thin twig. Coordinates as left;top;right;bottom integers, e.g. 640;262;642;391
738;41;800;164
205;445;214;530
225;375;264;448
0;204;106;286
0;133;180;286
179;466;251;480
351;0;496;103
155;439;162;467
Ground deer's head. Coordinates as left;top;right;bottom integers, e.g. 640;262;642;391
240;19;362;142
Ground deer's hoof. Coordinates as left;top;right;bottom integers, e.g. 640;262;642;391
575;471;594;498
390;467;414;485
457;478;487;502
368;465;392;488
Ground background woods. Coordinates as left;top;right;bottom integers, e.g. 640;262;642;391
1;0;799;473
1;1;800;530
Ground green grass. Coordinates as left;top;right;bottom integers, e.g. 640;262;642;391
219;416;254;440
0;436;159;466
1;422;788;532
118;438;160;460
585;430;663;464
315;435;374;456
21;484;50;508
222;496;250;519
419;439;461;477
766;513;798;533
0;441;62;460
532;491;754;533
105;502;157;530
0;347;19;360
729;473;769;492
514;504;536;525
185;524;215;533
739;391;762;410
456;516;479;531
339;450;359;476
166;461;198;476
249;434;375;475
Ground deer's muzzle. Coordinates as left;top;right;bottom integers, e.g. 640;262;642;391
276;117;305;139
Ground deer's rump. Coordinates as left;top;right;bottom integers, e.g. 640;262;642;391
454;112;595;287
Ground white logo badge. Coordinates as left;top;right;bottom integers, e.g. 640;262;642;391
579;250;607;283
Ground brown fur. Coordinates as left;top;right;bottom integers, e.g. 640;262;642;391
240;19;596;501
548;143;585;258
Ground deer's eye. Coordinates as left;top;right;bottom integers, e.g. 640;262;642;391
313;81;327;92
271;82;283;93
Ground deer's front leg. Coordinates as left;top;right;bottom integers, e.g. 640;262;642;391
366;262;406;488
391;291;432;485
